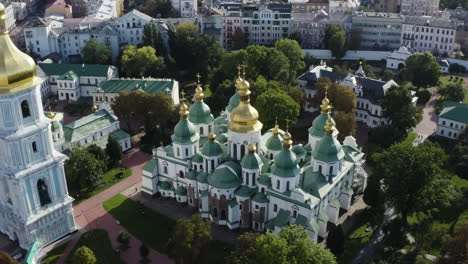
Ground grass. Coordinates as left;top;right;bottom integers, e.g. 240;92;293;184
72;167;132;204
40;242;69;264
402;132;418;146
340;215;374;264
65;229;124;264
103;194;175;252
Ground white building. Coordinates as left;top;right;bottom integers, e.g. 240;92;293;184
436;101;468;140
298;62;418;128
328;0;360;14
12;2;27;21
0;1;16;31
400;0;439;17
0;4;76;249
83;0;119;21
386;46;413;70
401;16;457;55
171;0;197;18
93;78;180;105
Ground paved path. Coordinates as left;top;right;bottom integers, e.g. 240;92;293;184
54;145;174;264
413;88;439;136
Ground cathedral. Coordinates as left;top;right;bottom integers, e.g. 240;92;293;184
142;70;367;240
0;3;75;249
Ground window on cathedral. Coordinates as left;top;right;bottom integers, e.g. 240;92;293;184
213;208;218;217
211;160;215;171
21;100;31;118
239;204;243;210
177;148;180;157
164;166;168;174
32;141;38;152
273;204;278;212
270;153;273;159
293;210;298;218
318;165;322;173
37;179;51;207
276;180;280;190
240;145;245;158
179;170;185;178
194;164;198;170
286;181;290;191
185;148;189;156
329;166;334;175
200;127;204;135
221;210;226;220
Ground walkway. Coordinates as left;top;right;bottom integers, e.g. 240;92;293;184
54;143;174;264
413;88;439;137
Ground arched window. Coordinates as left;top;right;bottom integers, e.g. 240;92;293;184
194;164;198;171
270;153;273;159
251;173;256;185
221;210;226;220
329;166;334;175
37;179;51;207
177;148;180;157
276;180;280;190
200;127;204;135
213;208;218;217
286;181;290;191
273;204;278;212
164;166;168;174
240;144;245;158
261;187;265;192
32;141;38;152
233;144;237;159
185;148;189;156
21;100;31;118
211;160;215;171
179;170;184;178
318;165;322;173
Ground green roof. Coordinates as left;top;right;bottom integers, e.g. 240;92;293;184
39;63;111;77
201;140;224;157
142;159;158;173
252;192;269;203
197;172;209;183
58;70;78;81
208;166;241;189
98;79;176;94
51;120;62;132
313;135;345;162
258;173;271;185
271;150;300;177
189;101;214;124
271;209;290;228
175;186;187;196
226;92;240;112
292;145;306;158
295;215;319;233
301;167;330;198
440;101;468;123
159;181;172;190
229;198;238;208
234;186;257;197
63;109;117;143
25;241;43;264
266;135;283;151
217;133;228;143
240;152;263;170
110;129;130;141
186;170;198;180
172;120;199;144
192;153;204;163
308;113;335;137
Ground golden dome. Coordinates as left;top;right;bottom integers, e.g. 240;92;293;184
0;4;39;94
282;131;293;150
179;101;189;120
208;132;216;142
324;118;335;136
248;143;256;153
272;122;280;137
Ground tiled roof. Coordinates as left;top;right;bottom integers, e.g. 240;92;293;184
58;70;78;81
63;109;117;142
440;101;468;123
142;159;158;172
39;63;111;77
110;129;130;141
403;16;456;29
98;79;175;94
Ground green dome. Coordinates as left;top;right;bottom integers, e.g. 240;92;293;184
313;135;345;162
258;173;271;185
226;92;240;112
186;170;198;180
271;150;300;177
175;186;187;196
292;145;306;158
172;120;199;144
189;101;214;124
208;167;241;189
266;135;283;151
197;171;209;183
308;113;335;137
201;141;223;157
159;181;172;190
234;186;257;197
192;153;204;163
241;152;263;170
51;120;61;132
252;192;269;203
217;133;228;143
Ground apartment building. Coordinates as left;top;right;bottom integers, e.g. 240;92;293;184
171;0;197;17
352;12;403;50
372;0;399;13
328;0;359;14
290;0;329;14
0;1;16;31
241;3;292;46
220;2;241;49
401;16;457;54
400;0;439;17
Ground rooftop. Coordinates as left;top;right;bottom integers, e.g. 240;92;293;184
440;101;468;123
97;79;176;94
39;63;112;77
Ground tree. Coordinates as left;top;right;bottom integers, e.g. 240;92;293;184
140;0;178;18
380;85;419;139
374;142;454;225
139;244;149;264
450;144;468;178
117;231;131;251
120;46;166;78
449;63;466;74
72;246;96;264
326;225;345;256
439;82;465;102
0;251;18;264
325;25;346;58
275;39;305;82
415;89;431;105
65;147;106;191
333;112;356;141
313;78;356;113
255;90;301;129
364;173;385;209
382;69;395;82
106;136;122;168
288;31;302;46
231;27;246;50
405;52;441;87
82;39;112;64
227;225;336;264
142;23;165;56
439;222;468;264
86;144;107;163
167;214;212;263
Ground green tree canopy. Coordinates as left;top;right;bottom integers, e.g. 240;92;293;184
325;25;346;58
65;147;106;191
275;39;305;82
167;214;212;263
82;39;112;65
439;82;465;102
72;246;97;264
255;90;300;129
373;142;454;225
405;52;441;87
86;144;107;163
227;225;336;264
120;46;166;78
140;0;178;18
288;31;302;46
450;144;468;179
142;23;165;56
106;136;122;168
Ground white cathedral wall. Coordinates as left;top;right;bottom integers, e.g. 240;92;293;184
227;130;261;160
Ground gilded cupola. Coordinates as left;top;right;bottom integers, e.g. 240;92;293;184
228;66;263;134
0;3;39;94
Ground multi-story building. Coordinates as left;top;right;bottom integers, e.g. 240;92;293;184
372;0;399;13
352;12;403;50
328;0;359;14
298;62;417;128
0;1;16;31
291;0;329;14
142;74;367;240
45;0;72;19
291;10;351;48
171;0;197;17
199;7;224;46
436;101;467;141
448;7;468;53
241;3;292;46
0;3;76;249
400;0;439;17
220;2;242;49
12;2;28;21
401;16;457;54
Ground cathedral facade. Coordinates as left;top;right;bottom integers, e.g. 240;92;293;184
142;71;367;240
142;76;367;240
0;3;75;249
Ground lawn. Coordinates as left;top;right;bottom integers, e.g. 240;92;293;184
103;194;233;263
65;229;124;264
402;132;417;146
40;242;69;264
103;194;175;252
73;167;132;204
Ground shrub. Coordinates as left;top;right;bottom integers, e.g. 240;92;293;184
72;246;96;264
